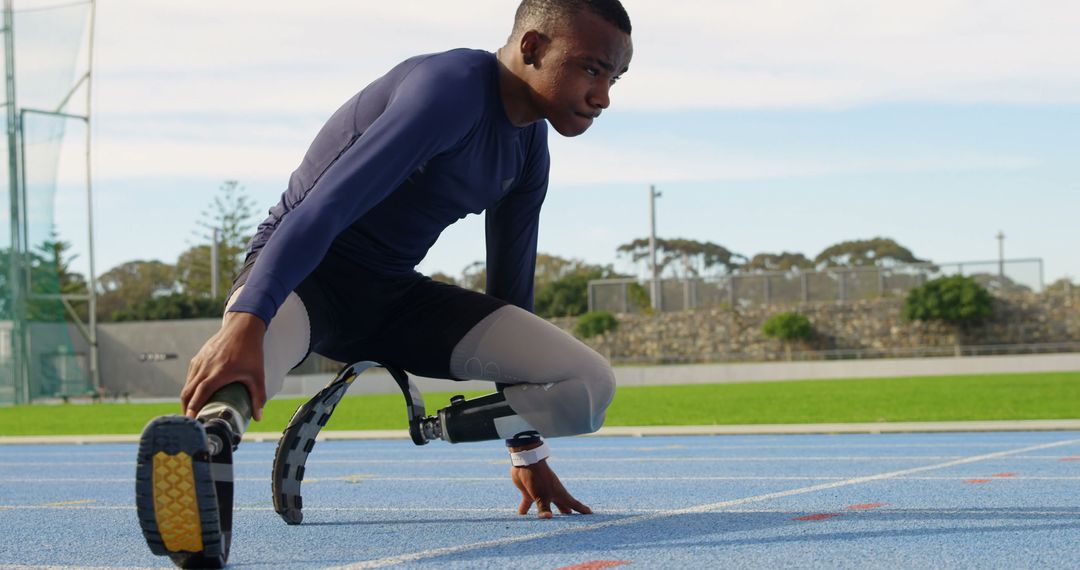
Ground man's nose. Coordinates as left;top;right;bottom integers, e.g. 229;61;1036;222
589;83;610;110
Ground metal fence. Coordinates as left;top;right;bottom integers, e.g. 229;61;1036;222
588;258;1045;314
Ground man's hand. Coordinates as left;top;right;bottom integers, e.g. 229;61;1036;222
180;311;268;420
510;456;592;519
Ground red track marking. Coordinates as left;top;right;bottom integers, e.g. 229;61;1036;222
964;479;992;484
556;561;630;570
847;503;887;510
1060;456;1080;462
991;472;1017;478
793;513;842;521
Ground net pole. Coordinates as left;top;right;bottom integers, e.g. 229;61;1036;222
85;0;99;392
4;0;28;403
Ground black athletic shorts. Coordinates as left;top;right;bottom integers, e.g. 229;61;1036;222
229;249;508;379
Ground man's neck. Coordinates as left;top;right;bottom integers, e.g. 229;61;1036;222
496;46;541;127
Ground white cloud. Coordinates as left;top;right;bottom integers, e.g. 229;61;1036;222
621;0;1080;109
88;0;1080;121
547;135;1037;186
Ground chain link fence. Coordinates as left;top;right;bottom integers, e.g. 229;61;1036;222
589;258;1045;313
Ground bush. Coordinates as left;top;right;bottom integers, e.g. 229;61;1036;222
535;272;598;318
574;311;618;338
110;293;225;321
902;275;992;328
761;312;814;342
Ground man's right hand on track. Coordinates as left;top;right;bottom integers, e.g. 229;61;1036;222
181;311;268;421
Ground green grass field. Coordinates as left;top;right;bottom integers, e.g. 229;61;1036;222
1;371;1077;437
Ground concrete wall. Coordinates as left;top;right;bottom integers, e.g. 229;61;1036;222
612;352;1080;388
92;309;1080;400
96;319;219;398
94;319;494;399
554;291;1080;363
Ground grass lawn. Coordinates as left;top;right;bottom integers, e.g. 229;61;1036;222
0;371;1077;437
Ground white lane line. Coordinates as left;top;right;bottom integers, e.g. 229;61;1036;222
0;561;156;565
326;437;1080;570
5;454;1077;467
4;503;1077;516
6;474;1080;485
0;442;1052;460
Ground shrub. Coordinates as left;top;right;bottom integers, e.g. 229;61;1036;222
902;275;992;328
761;312;814;342
574;311;618;338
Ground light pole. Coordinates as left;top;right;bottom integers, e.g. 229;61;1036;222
648;184;662;310
996;230;1005;278
211;228;219;298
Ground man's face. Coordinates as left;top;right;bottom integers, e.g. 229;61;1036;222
528;11;633;137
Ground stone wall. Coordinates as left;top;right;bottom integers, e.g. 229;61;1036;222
554;292;1080;363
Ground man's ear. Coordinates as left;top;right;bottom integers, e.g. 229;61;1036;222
519;30;548;67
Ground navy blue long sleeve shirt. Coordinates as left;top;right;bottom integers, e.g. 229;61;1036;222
231;49;550;325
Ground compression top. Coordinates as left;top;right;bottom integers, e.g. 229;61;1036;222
230;49;551;325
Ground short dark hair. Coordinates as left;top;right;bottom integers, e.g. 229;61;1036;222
513;0;632;37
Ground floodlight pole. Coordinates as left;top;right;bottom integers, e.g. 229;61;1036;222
85;0;100;393
648;184;661;311
211;228;219;298
996;230;1004;278
4;0;29;403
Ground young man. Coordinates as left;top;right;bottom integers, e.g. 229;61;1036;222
136;0;632;566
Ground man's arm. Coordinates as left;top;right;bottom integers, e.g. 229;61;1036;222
183;58;481;419
231;59;481;327
484;125;550;309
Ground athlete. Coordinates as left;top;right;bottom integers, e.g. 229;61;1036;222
136;0;633;566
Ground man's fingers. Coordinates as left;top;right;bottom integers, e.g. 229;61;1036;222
514;474;532;515
569;498;592;515
536;498;553;519
179;365;199;412
552;480;593;514
554;493;591;515
185;375;233;418
249;373;266;421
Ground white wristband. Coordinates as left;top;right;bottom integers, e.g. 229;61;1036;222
509;441;550;467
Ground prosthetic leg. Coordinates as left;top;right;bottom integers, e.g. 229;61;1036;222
272;361;525;525
135;413;239;569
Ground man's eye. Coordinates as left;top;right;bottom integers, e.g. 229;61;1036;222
610;76;620;86
585;66;599;77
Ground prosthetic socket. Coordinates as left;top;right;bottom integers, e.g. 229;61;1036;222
418;392;537;444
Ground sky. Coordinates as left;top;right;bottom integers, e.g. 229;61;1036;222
16;0;1080;286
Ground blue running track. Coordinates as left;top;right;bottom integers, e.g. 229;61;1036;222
2;431;1079;569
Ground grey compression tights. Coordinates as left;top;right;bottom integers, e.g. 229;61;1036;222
199;287;311;428
449;305;616;438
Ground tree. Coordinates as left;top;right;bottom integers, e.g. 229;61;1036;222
110;292;224;321
743;252;814;273
535;272;599;318
0;236;89;322
428;272;458;285
533;254;620;318
175;245;215;297
96;260;177;321
185;180;258;297
459;260;487;292
616;237;746;278
761;312;814;361
902;275;993;356
30;235;89;322
814;237;926;268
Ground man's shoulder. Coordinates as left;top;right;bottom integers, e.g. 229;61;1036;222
397;48;494;86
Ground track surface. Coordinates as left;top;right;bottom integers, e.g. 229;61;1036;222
2;431;1079;569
